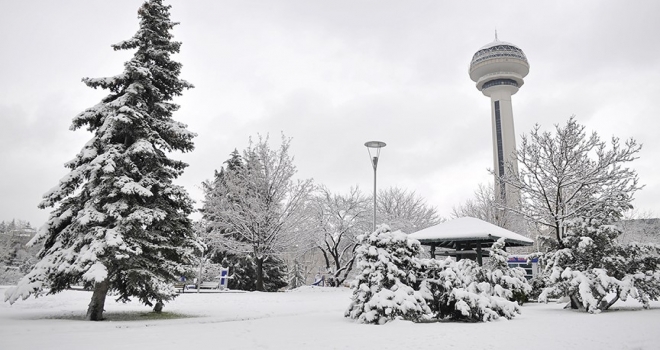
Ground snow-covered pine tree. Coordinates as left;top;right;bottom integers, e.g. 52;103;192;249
214;251;287;291
539;217;660;312
345;225;429;324
482;238;532;304
416;239;528;322
288;259;306;289
418;259;523;322
4;0;197;321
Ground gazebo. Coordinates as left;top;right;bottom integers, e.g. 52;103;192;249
408;217;533;265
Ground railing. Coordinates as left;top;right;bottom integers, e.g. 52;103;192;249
471;45;528;67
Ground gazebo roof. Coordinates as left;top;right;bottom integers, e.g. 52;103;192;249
408;217;533;247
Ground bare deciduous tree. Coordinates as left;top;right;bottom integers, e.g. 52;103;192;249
500;117;642;248
451;184;506;225
377;187;443;234
310;186;370;286
203;135;313;291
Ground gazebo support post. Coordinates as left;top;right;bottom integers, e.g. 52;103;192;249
476;244;483;266
430;244;436;258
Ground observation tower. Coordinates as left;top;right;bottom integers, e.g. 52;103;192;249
469;33;529;205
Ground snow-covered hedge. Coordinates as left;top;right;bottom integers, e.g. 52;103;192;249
345;227;530;324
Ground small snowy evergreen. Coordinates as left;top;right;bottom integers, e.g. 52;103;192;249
4;0;198;321
485;238;532;303
345;225;430;324
288;259;306;289
346;232;531;324
419;239;528;322
539;217;660;312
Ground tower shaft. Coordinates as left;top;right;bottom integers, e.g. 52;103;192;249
488;88;519;206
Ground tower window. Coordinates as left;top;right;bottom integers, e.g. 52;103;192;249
483;79;519;90
494;100;506;200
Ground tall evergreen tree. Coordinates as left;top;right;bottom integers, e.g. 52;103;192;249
4;0;197;321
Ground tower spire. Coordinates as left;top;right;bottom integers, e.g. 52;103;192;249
495;29;499;41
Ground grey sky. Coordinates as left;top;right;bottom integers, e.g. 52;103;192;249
1;0;659;226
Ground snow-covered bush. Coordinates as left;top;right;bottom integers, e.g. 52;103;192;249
485;238;533;304
527;275;547;301
418;239;528;322
346;231;532;324
345;225;430;324
539;218;660;313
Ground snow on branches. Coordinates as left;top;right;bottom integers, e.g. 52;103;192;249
538;218;660;312
4;0;198;321
419;238;528;322
496;117;660;313
201;135;313;291
345;229;530;324
345;225;429;324
501;117;642;246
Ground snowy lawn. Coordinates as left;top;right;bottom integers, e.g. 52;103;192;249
2;286;659;350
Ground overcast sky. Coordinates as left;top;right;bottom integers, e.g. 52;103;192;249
1;0;659;226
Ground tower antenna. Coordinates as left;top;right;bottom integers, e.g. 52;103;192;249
495;29;498;41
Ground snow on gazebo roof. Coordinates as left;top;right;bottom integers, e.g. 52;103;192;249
408;217;533;247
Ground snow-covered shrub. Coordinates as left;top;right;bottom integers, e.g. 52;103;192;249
485;238;533;304
539;218;660;313
527;275;547;301
345;225;430;324
418;239;528;322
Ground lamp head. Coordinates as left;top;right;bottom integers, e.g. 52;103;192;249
364;141;386;170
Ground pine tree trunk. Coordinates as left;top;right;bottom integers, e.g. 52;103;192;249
604;294;619;310
255;257;264;291
569;294;583;310
86;279;110;321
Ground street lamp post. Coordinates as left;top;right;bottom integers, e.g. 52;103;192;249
364;141;386;232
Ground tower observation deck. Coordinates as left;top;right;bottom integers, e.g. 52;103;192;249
469;35;529;206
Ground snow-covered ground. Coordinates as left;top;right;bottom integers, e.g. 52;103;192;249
2;286;659;350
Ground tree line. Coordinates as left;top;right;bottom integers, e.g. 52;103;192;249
197;134;441;291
